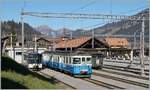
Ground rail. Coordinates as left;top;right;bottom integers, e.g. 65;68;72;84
93;72;149;88
83;78;125;89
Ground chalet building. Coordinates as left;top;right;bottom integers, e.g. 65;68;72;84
103;38;131;59
55;37;108;52
104;38;129;48
36;37;52;48
33;37;61;50
55;37;132;60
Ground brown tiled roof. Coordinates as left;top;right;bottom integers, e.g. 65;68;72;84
55;37;91;48
104;38;129;47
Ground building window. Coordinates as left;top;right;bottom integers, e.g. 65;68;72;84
16;52;22;55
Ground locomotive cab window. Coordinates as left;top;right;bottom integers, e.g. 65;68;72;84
16;52;22;55
73;58;81;64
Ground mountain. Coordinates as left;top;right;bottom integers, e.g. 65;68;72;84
72;8;149;47
56;27;72;37
35;26;72;38
2;20;41;41
35;25;53;36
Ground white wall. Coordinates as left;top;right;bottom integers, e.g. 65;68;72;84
6;47;47;64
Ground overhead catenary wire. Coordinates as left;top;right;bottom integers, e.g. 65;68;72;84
70;0;96;13
22;12;146;21
117;5;148;15
80;19;113;30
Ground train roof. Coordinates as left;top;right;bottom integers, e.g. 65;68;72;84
42;51;91;56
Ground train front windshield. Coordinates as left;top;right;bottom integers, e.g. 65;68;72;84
73;58;81;64
28;54;42;64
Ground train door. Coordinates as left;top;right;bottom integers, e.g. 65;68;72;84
58;55;62;69
98;54;104;69
92;55;97;68
37;54;42;64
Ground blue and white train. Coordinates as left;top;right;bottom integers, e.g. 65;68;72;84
42;51;92;78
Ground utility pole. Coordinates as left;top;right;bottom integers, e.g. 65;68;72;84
65;40;67;51
34;34;37;52
70;31;73;52
10;33;13;57
51;31;56;51
149;4;150;87
133;33;136;49
133;31;139;49
52;38;54;51
21;10;24;64
140;17;145;76
92;30;94;48
0;19;1;58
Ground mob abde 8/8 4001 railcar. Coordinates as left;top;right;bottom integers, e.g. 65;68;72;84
42;51;92;78
24;52;42;70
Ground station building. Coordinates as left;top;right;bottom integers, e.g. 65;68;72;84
55;37;132;60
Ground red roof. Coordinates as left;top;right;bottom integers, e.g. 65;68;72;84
104;38;129;47
55;37;91;48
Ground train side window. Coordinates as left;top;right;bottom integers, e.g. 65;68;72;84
58;56;60;63
64;57;66;64
66;57;68;64
69;57;72;64
53;56;57;62
86;57;91;64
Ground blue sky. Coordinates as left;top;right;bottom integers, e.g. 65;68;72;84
1;0;149;30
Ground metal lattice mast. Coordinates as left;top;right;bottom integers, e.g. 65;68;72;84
92;29;94;48
21;9;24;64
140;16;145;76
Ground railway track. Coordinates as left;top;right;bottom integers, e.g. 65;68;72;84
103;65;149;75
38;71;76;89
100;68;149;80
93;72;149;88
83;78;125;89
35;68;149;89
